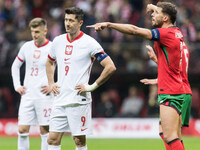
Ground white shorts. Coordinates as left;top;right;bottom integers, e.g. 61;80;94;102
49;103;92;136
18;97;53;126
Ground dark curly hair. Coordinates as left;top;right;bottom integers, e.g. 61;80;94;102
157;2;177;24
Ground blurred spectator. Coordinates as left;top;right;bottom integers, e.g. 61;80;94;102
108;88;121;110
147;84;159;117
0;87;14;115
180;18;197;43
76;0;91;13
95;91;118;117
191;88;200;118
119;86;144;117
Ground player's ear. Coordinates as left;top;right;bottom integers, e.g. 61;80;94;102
163;15;169;23
79;20;83;27
44;27;48;35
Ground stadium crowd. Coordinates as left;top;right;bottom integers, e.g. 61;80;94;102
0;0;200;118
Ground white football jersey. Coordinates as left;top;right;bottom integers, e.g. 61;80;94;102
48;32;104;106
12;40;52;99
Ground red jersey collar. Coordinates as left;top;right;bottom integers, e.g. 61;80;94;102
66;31;84;43
34;39;49;48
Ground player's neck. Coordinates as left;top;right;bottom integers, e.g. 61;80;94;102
35;38;48;47
68;30;81;41
161;22;174;28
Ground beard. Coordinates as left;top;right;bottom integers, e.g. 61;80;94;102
152;20;163;28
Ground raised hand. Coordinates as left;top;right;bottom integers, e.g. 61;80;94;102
146;4;157;14
146;45;157;63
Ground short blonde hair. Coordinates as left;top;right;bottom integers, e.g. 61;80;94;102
29;18;47;28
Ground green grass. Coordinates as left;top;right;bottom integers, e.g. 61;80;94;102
0;136;200;150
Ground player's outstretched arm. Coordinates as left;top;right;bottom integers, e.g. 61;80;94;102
75;56;116;94
146;45;157;63
140;78;157;85
87;22;152;40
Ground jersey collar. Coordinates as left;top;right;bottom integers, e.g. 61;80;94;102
34;39;49;48
168;25;176;28
66;31;84;43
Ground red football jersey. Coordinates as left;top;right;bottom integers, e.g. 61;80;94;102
181;42;192;94
151;27;185;95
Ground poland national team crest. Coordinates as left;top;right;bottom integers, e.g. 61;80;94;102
65;45;73;55
33;50;41;59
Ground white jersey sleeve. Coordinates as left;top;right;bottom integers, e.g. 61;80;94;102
11;57;23;91
89;37;104;58
11;44;26;91
48;37;57;60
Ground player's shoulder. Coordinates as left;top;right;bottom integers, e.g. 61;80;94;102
23;40;34;46
52;34;67;42
82;33;99;43
158;26;180;33
20;40;34;50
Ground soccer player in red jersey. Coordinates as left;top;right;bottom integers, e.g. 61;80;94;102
88;2;186;150
140;42;192;150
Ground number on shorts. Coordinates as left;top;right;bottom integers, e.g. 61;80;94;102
44;108;51;117
81;116;86;126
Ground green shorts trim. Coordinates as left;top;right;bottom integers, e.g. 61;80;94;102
181;94;191;126
158;94;185;115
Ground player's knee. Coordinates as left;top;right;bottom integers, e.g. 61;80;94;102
47;135;60;145
163;133;178;143
73;136;86;147
40;126;49;134
18;127;29;134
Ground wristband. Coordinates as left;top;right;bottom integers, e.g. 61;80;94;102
84;82;99;92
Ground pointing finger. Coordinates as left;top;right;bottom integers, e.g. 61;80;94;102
86;25;95;28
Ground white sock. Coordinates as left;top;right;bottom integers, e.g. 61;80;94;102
18;132;29;150
48;145;61;150
76;145;87;150
41;133;49;150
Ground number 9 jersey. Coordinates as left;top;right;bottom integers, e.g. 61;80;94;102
48;32;105;106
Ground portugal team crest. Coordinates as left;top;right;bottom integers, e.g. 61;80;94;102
33;50;41;59
65;45;73;55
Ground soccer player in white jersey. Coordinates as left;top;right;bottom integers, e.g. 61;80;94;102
46;7;116;150
11;18;53;150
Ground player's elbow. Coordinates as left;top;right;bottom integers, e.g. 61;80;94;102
11;62;17;74
107;64;116;75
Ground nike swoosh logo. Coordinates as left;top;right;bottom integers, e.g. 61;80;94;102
81;128;88;131
64;58;70;61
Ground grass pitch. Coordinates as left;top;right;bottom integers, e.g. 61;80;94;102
0;136;199;150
